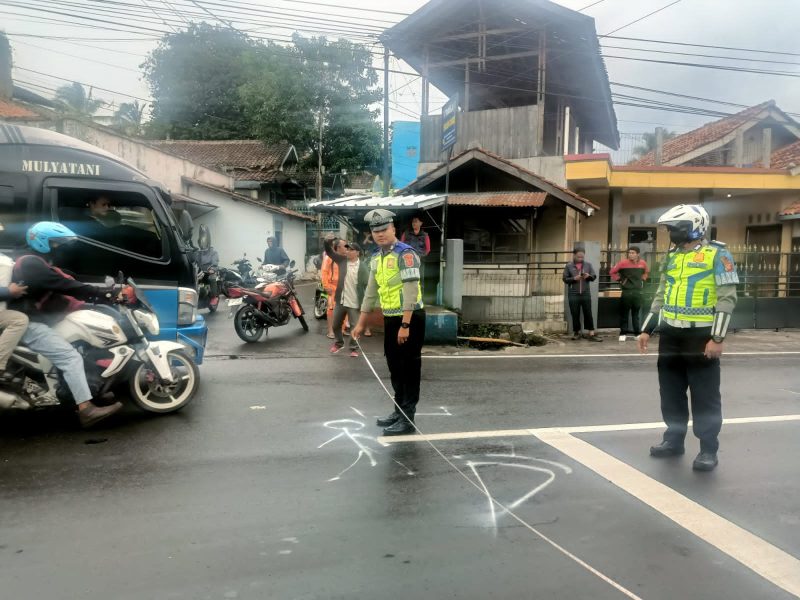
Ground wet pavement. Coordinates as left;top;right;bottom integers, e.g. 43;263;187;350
1;287;799;599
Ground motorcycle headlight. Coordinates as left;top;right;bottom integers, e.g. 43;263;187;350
133;309;160;335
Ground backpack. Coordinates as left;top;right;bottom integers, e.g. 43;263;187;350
13;255;86;314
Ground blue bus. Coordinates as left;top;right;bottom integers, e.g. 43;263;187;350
0;123;207;362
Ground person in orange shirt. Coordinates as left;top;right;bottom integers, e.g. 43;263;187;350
320;242;341;339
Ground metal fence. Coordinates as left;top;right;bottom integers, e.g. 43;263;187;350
462;247;800;326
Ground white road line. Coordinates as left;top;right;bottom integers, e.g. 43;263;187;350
424;351;800;359
535;431;800;598
378;414;800;444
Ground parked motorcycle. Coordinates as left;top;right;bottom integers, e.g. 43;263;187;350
197;266;221;313
313;282;328;320
231;253;258;287
227;260;308;342
311;254;327;319
0;277;200;415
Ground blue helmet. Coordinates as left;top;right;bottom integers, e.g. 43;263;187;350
26;221;78;254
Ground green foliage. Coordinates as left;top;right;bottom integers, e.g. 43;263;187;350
113;101;146;136
54;82;105;116
142;23;254;139
239;34;383;173
142;26;383;175
631;130;677;161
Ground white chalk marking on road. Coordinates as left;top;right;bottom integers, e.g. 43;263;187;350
535;430;800;598
278;550;293;555
379;414;800;444
416;406;453;417
424;351;800;360
249;406;267;410
282;537;299;544
779;388;800;396
318;419;379;482
350;406;366;418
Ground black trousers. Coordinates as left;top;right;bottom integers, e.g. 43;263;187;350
657;325;722;453
383;309;426;420
619;290;643;334
568;294;594;333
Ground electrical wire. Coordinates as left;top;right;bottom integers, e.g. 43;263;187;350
601;0;683;36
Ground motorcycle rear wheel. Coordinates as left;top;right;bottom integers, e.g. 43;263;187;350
234;305;266;342
314;295;327;320
129;351;199;413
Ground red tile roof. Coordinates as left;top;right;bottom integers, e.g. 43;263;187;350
447;192;547;207
769;140;800;169
0;99;40;119
149;140;295;181
779;201;800;217
630;101;776;167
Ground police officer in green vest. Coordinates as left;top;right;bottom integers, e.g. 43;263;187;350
352;209;426;436
638;204;738;471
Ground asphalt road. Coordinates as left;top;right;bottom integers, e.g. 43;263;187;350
1;292;799;599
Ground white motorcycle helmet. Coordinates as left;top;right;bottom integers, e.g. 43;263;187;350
657;204;710;244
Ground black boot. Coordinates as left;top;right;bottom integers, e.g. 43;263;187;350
692;451;718;471
376;411;401;427
382;417;416;436
649;440;685;457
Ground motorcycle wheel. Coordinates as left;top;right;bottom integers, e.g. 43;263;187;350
129;351;199;413
208;298;219;313
313;295;327;320
234;305;266;342
298;315;309;332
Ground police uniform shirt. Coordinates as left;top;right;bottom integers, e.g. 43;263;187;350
643;240;738;335
360;242;423;316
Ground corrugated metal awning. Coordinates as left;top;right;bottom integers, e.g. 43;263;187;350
447;192;546;207
309;194;446;213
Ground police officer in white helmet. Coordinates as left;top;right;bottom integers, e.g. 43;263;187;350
638;204;738;471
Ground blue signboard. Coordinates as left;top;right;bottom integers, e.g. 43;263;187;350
441;95;459;151
391;121;421;190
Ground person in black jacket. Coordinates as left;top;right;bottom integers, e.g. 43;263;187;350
562;248;602;342
11;222;122;428
324;235;370;356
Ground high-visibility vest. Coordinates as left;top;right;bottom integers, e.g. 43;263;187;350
662;245;719;323
371;242;423;317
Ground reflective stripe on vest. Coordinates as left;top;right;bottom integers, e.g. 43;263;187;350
372;247;423;316
662;245;718;323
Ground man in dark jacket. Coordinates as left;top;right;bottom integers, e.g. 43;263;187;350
263;236;290;267
11;222;122;428
562;248;602;341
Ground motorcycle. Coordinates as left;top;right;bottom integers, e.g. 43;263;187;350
311;254;327;320
0;277;200;415
197;266;221;313
313;282;328;320
227;260;309;342
231;253;259;287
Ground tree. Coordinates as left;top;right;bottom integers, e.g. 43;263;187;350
240;35;383;175
631;130;677;161
143;23;254;139
54;82;105;116
113;100;146;136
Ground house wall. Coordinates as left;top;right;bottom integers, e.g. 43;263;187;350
186;183;307;268
59;120;232;193
535;205;569;252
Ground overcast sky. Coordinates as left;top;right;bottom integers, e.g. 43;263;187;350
4;0;800;150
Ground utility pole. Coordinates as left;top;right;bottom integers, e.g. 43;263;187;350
382;46;390;197
317;110;324;202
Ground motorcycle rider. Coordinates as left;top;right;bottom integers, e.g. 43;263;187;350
196;225;220;302
11;222;123;428
0;252;29;387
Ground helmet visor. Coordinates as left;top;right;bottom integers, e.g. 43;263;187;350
49;236;78;249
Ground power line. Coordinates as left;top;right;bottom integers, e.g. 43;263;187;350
604;35;800;59
601;44;800;68
14;66;153;102
602;54;800;78
578;0;608;11
602;0;683;36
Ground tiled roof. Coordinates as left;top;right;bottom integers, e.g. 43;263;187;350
447;192;547;207
0;99;40;119
769;140;800;169
630;101;776;167
779;201;800;217
149;140;294;181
